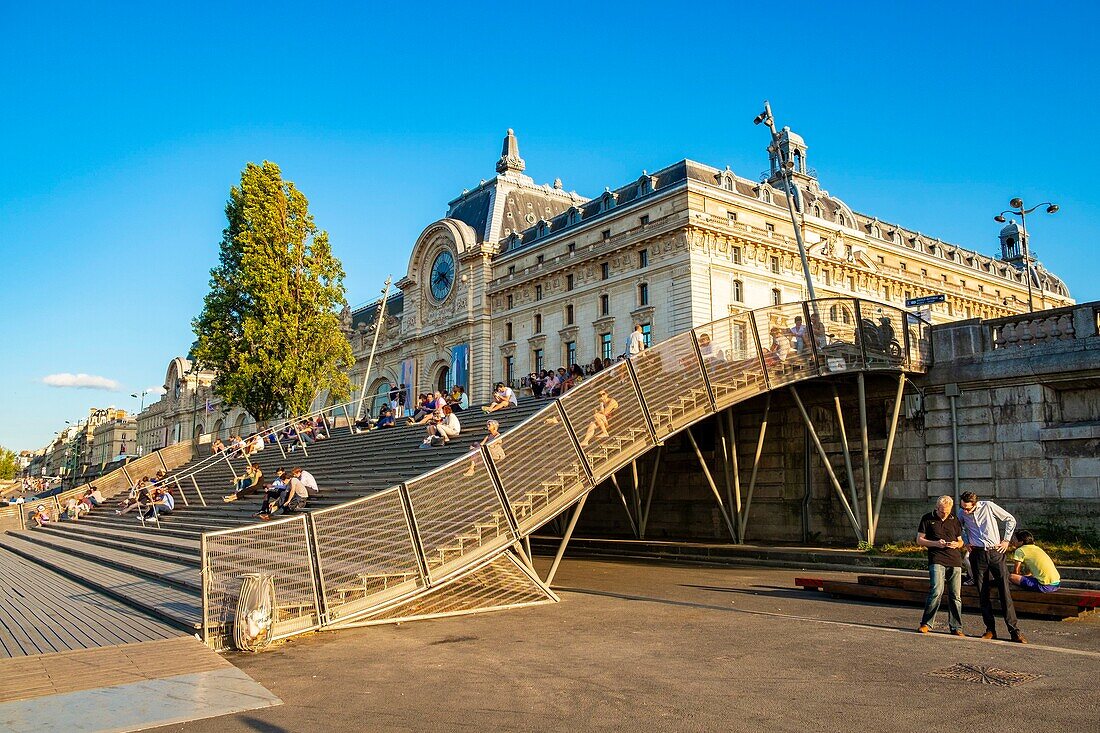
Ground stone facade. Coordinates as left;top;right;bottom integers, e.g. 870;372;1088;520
348;129;1071;413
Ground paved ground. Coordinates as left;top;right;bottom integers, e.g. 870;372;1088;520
149;557;1099;733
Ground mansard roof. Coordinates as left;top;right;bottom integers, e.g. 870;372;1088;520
351;291;405;330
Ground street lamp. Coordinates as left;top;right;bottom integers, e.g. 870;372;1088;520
753;100;817;305
130;389;153;412
994;198;1059;313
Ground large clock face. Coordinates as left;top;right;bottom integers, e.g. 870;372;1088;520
429;250;455;301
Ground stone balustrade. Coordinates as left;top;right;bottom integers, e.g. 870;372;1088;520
932;300;1100;362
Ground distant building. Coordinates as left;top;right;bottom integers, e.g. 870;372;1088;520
345;129;1071;411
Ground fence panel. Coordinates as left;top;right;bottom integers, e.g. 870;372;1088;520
753;303;819;387
403;452;516;585
629;331;711;441
0;505;24;531
486;403;593;535
811;298;865;375
859;303;908;370
693;312;768;411
557;361;655;483
201;515;321;651
309;487;425;624
907;314;933;371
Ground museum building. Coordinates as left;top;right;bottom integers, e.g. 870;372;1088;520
346;128;1072;413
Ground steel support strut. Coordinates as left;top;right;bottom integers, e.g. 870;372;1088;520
608;471;639;538
685;427;738;541
857;373;873;540
545;494;588;586
639;445;662;539
788;386;864;542
831;383;860;532
870;374;907;543
727;409;743;543
739;394;770;541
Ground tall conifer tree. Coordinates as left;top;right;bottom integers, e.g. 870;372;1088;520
193;161;353;425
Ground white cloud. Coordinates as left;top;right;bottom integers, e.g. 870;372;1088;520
144;385;167;396
42;373;122;391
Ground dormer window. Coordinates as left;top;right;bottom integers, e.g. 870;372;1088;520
717;168;736;191
567;207;583;226
637;172;656;196
600;188;618;212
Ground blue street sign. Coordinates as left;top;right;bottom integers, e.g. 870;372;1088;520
906;294;946;307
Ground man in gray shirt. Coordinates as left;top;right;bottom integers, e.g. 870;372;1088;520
957;491;1026;643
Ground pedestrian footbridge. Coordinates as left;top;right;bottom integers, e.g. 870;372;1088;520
0;298;930;652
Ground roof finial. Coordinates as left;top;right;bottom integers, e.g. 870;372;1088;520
496;128;526;175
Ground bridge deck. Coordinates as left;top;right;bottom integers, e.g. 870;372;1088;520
0;548;181;659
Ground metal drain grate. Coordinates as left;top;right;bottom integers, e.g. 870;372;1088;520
928;664;1043;687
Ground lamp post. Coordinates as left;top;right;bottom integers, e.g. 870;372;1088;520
130;389;153;413
994;198;1058;314
753;100;817;305
355;276;393;421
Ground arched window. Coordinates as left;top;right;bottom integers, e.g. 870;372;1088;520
732;279;744;302
761;188;773;204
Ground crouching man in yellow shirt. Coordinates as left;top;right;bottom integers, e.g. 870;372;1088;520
1010;530;1061;593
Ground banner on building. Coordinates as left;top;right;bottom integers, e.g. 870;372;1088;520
400;357;416;409
450;344;469;392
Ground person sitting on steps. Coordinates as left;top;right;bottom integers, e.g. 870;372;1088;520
256;469;287;519
463;420;504;476
483;382;517;413
223;464;264;502
579;390;618;447
424;404;461;446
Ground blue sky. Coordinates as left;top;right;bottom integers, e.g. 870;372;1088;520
2;1;1098;452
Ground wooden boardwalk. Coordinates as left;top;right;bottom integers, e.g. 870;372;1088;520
0;547;182;659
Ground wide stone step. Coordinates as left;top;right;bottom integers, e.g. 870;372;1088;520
0;533;202;631
11;528;202;584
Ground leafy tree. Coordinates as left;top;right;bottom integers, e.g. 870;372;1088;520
0;447;17;480
193;161;354;426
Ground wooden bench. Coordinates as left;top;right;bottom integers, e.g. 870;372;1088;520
796;575;1099;620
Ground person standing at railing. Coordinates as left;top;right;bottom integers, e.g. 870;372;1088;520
627;324;646;357
789;316;807;352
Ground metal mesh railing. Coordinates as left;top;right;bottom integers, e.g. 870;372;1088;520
0;505;23;531
814;298;865;373
693;313;767;411
858;301;908;370
754;302;819;387
201;514;321;651
403;452;516;584
629;331;711;441
486;402;593;534
309;487;425;624
908;316;933;370
557;361;655;482
350;553;555;626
